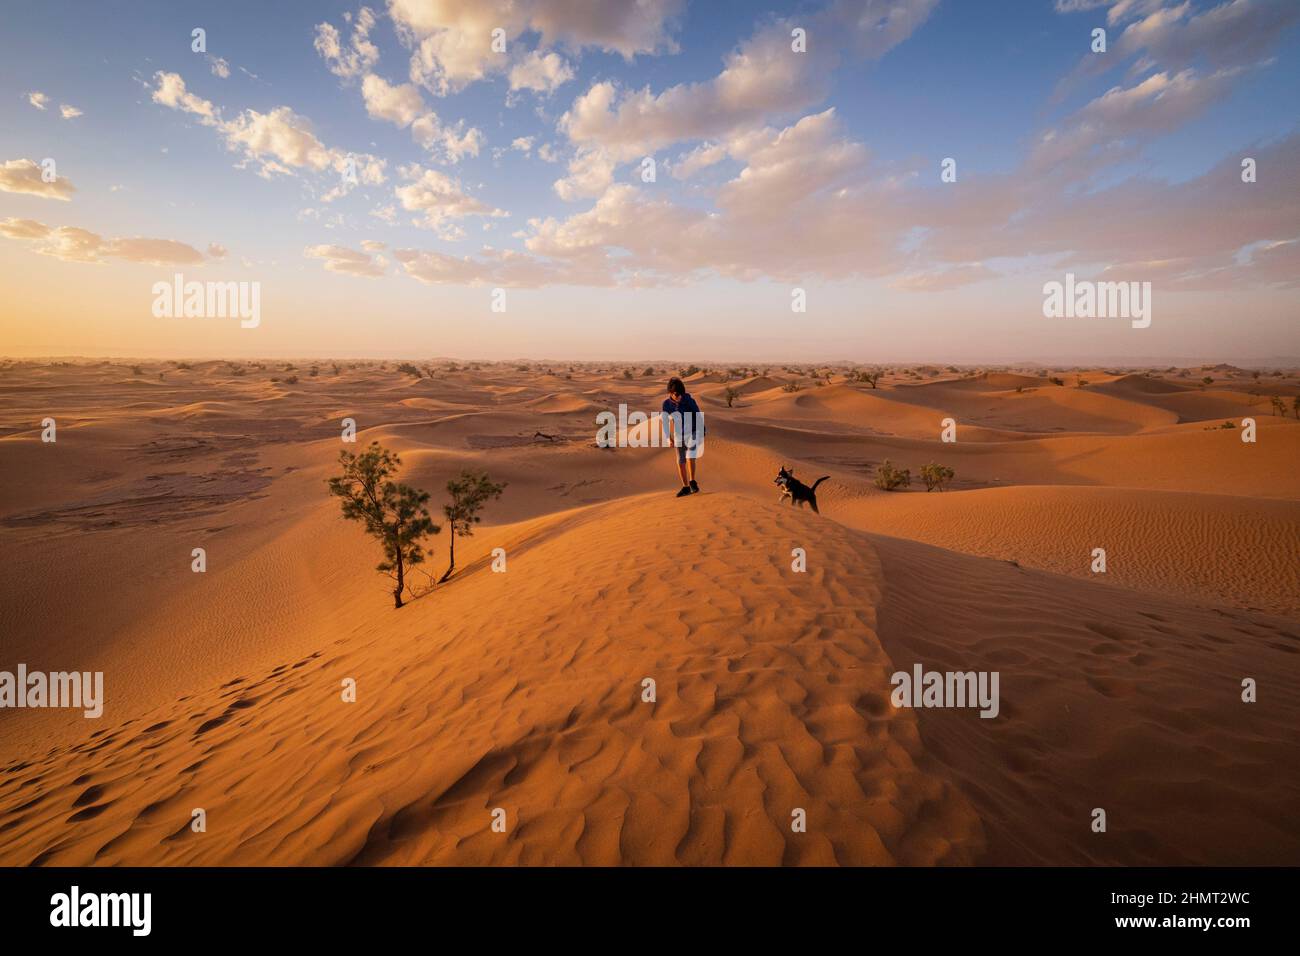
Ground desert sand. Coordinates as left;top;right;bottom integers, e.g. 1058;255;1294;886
1;359;1297;865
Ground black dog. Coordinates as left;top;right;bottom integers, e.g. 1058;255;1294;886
774;466;829;513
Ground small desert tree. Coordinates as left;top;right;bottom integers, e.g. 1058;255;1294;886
1271;396;1286;416
1293;396;1300;418
874;459;911;492
723;386;740;407
439;471;506;583
862;372;881;389
920;462;955;492
328;442;439;609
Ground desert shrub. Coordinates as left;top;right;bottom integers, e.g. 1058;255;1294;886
284;375;299;385
680;365;701;377
781;382;801;393
397;362;422;377
874;459;911;492
622;369;633;379
1049;377;1064;386
642;367;655;377
920;462;955;492
1202;376;1213;385
310;366;319;377
1076;377;1088;387
723;386;740;407
1271;396;1286;416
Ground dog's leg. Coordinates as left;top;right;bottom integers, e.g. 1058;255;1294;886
809;496;819;514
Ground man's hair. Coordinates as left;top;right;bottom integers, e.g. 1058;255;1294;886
667;376;685;396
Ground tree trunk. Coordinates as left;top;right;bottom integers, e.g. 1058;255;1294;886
438;532;456;584
394;551;405;608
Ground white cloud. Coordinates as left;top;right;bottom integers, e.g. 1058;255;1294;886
208;56;231;79
559;0;937;160
511;136;534;154
390;0;682;96
0;217;208;265
670;142;726;179
508;50;574;95
59;104;83;120
553;148;616;200
394;163;502;234
0;158;75;201
361;73;426;127
305;243;387;277
150;71;386;188
314;6;380;80
27;91;48;111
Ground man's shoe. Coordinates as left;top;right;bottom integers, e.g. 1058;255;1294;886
675;486;693;498
689;480;700;493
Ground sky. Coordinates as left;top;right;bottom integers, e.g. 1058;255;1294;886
0;0;1297;363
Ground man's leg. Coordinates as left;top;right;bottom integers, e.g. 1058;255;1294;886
674;452;692;496
686;457;698;492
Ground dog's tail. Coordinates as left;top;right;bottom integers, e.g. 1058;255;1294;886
811;475;830;491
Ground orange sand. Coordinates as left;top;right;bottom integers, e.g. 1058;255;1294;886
1;360;1297;865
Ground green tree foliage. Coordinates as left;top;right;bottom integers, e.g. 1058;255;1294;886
327;442;439;608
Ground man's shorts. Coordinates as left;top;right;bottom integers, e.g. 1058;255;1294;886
676;440;703;462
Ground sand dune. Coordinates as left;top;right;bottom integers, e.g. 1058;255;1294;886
0;358;1296;866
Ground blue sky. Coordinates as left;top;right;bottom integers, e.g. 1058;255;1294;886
1;0;1297;361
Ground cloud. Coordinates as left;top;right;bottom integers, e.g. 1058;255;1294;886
360;239;386;251
511;136;534;154
508;50;574;95
305;243;387;276
208;56;231;79
670;142;726;179
526;109;898;284
361;73;426;127
1054;0;1299;98
553;148;616;200
207;242;228;259
27;91;48;111
0;217;208;265
394;163;503;234
151;71;218;124
314;6;380;80
389;0;682;96
0;158;75;201
558;0;938;161
59;104;82;119
890;264;997;292
150;72;386;188
1030;67;1248;178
